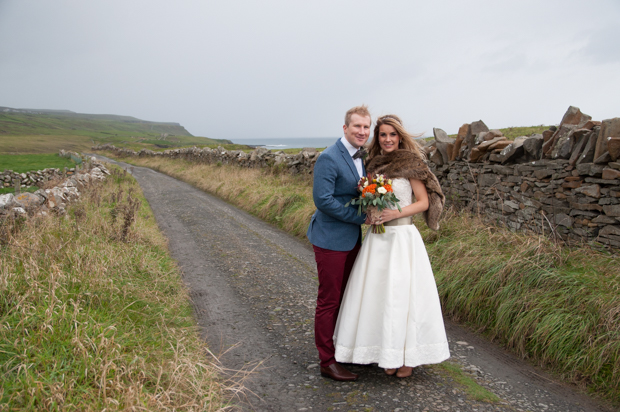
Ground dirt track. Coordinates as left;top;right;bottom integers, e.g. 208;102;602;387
95;155;611;412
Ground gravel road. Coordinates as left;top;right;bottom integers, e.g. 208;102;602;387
95;156;612;412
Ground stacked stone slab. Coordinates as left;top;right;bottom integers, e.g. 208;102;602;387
426;106;620;167
93;144;321;175
425;106;620;248
0;157;110;218
1;168;67;189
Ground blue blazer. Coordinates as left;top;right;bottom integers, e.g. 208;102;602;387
307;139;366;251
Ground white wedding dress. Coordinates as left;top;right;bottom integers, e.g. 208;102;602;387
333;178;450;369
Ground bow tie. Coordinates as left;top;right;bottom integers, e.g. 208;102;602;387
352;147;368;160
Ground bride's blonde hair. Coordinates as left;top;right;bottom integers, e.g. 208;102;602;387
367;115;425;161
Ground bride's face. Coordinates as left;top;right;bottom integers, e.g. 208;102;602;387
378;124;400;153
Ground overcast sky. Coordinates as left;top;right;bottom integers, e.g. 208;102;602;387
1;0;618;140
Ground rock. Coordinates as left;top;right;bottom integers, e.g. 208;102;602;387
594;118;620;160
0;193;15;209
568;131;590;166
555;213;574;227
594;151;612;164
542;128;555;143
470;120;489;136
523;134;544;160
599;225;620;237
478;173;500;187
495;136;528;164
469;147;484;163
430;148;444;166
433;127;455;164
13;192;45;208
592;215;618;224
12;207;27;216
574;184;601;198
560;105;592;127
464;121;488;160
477;136;507;152
602;168;620;180
576;127;600;165
548;125;576;159
607;137;620;161
603;204;620;216
457;123;469;140
582;120;601;130
451;137;463;161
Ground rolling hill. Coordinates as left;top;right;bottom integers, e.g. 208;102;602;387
0;107;231;153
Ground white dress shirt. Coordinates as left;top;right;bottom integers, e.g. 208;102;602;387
340;136;364;179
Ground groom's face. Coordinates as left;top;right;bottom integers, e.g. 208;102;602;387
343;114;371;149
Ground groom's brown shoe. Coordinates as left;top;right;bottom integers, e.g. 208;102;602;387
320;363;358;381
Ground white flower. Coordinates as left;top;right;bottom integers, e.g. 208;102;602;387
377;187;387;195
364;181;369;187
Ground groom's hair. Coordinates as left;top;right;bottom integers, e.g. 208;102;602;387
344;105;371;126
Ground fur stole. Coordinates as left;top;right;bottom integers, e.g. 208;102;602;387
366;150;444;230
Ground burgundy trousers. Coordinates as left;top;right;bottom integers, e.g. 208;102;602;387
313;242;361;367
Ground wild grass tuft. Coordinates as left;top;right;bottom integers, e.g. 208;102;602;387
418;208;620;402
0;165;230;411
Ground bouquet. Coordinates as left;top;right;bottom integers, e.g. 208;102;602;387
345;174;401;234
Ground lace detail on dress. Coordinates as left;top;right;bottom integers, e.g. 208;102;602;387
389;178;412;209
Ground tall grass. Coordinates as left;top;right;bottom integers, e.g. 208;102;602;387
418;209;620;401
110;152;620;404
0;166;229;411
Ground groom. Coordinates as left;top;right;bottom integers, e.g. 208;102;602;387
307;105;371;381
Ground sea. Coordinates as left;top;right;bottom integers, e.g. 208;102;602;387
232;137;340;150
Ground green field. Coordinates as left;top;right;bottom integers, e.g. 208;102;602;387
0;110;231;153
0;153;74;173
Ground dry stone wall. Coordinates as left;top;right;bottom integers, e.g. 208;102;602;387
426;106;620;248
92;144;320;174
0;155;110;218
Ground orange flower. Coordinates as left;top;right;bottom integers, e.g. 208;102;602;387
383;184;393;193
362;184;377;197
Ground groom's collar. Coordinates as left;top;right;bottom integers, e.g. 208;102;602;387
339;136;359;158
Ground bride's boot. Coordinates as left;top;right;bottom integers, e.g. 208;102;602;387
384;368;397;375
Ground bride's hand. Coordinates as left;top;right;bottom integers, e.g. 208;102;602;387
379;209;401;223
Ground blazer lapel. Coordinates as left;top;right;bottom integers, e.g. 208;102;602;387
336;140;360;180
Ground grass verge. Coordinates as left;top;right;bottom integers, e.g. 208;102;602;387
419;209;619;403
0;166;229;411
104;152;619;405
433;361;501;403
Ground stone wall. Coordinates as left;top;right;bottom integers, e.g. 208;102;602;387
2;149;86;190
425;106;620;248
1;168;64;189
0;157;110;218
92;144;320;174
430;159;620;247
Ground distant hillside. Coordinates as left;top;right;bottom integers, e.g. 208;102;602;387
0;106;232;153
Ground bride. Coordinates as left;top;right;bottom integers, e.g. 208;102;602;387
333;114;450;378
